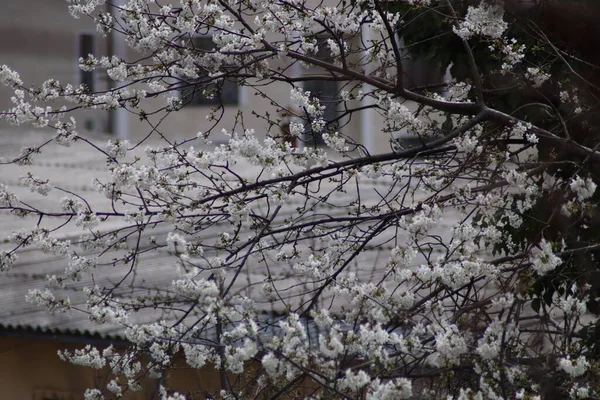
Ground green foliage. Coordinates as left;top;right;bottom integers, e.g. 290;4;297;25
397;1;600;358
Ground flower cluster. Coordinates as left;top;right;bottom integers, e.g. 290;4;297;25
453;2;508;40
526;67;551;88
529;239;562;275
0;0;598;399
570;176;597;202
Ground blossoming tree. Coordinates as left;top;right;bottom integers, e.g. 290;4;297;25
1;0;600;399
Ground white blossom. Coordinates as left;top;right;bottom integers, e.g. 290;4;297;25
65;255;96;281
54;118;78;146
88;304;128;324
448;82;472;101
290;87;323;119
182;343;215;369
499;39;526;72
404;0;431;5
453;2;508;40
570;176;597;202
387;100;426;132
83;389;104;400
526;67;551;88
434;323;468;364
367;378;412;400
570;384;591;399
0;183;18;206
75;211;100;230
322;132;348;152
559;356;589;378
529;239;562;275
59;345;105;369
0;64;23;87
340;369;370;391
0;1;597;398
166;232;187;254
106;380;122;397
106;139;129;160
0;251;17;272
20;173;53;195
171;278;219;301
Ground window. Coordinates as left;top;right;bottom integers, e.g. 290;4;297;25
79;33;95;92
398;35;448;92
180;36;239;106
401;56;447;92
297;33;341;147
314;35;335;63
302;80;339;147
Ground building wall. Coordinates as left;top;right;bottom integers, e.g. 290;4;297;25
0;335;225;400
0;0;441;155
0;0;111;135
0;336;109;400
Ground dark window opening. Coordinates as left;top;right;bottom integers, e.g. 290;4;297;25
401;57;447;92
315;35;335;63
79;33;95;92
302;80;339;147
180;36;239;106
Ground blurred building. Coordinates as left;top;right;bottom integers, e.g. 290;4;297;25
0;3;453;398
0;0;449;154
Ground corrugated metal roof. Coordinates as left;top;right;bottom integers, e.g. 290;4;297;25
0;130;457;342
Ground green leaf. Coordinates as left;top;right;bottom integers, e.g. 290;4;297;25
531;298;540;313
